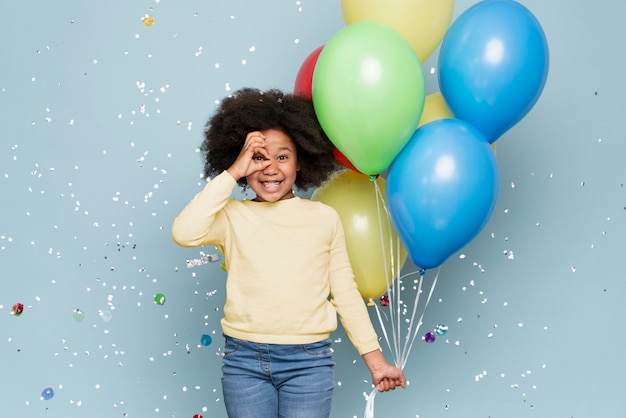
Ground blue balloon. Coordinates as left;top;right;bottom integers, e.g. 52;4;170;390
386;119;499;269
438;0;549;143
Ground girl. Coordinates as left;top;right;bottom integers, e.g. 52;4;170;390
172;88;405;418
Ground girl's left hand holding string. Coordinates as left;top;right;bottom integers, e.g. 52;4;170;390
362;349;407;392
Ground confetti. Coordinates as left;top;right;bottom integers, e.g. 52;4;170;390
73;309;85;322
435;324;448;336
186;253;220;268
41;387;55;400
142;15;155;27
12;303;24;316
154;293;166;305
0;1;592;417
200;334;212;347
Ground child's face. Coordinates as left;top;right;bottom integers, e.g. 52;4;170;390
247;129;299;202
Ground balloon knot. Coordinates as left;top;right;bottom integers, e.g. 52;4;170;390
367;299;375;306
368;174;379;182
419;268;426;276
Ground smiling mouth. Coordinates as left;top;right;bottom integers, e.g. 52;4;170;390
261;181;282;189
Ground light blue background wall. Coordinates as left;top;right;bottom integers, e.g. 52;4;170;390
1;1;624;417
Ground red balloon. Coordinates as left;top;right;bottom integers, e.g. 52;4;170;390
333;147;360;173
333;148;380;178
294;45;324;99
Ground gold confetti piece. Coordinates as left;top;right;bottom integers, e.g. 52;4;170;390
142;15;155;27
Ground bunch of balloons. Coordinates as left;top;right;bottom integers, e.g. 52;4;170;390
311;170;407;301
295;0;549;291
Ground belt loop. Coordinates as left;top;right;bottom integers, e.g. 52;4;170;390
258;343;271;374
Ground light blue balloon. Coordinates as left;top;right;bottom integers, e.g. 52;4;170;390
438;0;549;143
386;119;499;269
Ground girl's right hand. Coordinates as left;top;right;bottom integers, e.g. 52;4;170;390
226;131;271;181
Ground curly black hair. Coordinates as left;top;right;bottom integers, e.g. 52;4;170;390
201;87;339;190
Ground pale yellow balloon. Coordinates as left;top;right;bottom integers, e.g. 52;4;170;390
312;170;407;301
341;0;455;63
418;92;498;154
418;92;453;128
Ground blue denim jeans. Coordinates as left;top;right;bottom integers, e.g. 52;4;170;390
221;336;335;418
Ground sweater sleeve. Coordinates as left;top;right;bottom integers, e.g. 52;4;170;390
327;213;381;355
171;171;237;248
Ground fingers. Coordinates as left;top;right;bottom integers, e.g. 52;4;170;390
244;131;263;146
246;132;270;159
245;131;265;149
227;132;269;180
377;377;404;392
375;367;407;392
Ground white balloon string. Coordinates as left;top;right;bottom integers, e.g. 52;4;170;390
365;267;441;417
399;271;424;369
365;179;396;418
366;181;442;418
373;303;393;362
394;255;403;363
372;179;391;292
374;181;398;283
400;267;441;369
373;179;401;363
364;388;378;418
393;234;403;363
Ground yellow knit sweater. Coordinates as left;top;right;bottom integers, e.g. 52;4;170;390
171;171;380;355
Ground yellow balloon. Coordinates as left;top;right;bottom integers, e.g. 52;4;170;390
418;92;497;155
418;92;453;128
312;170;407;301
341;0;455;63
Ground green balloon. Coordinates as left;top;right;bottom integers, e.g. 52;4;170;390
312;21;425;176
